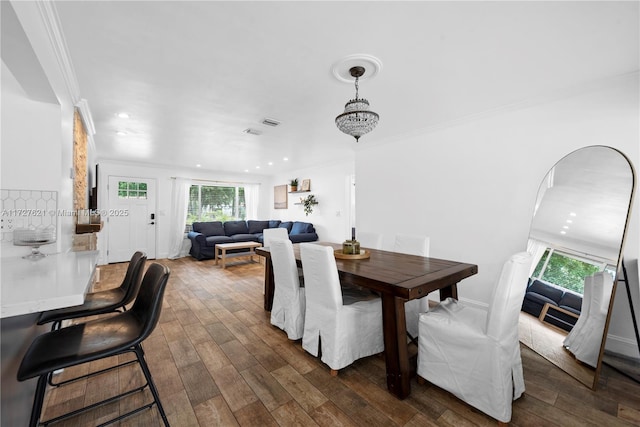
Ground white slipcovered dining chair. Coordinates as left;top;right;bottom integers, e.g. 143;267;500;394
417;252;533;424
358;231;383;250
565;272;614;368
300;243;384;375
269;238;305;340
264;227;304;282
394;234;430;257
263;227;289;247
394;234;430;340
563;274;593;351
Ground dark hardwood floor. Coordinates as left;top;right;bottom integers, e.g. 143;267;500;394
38;257;640;426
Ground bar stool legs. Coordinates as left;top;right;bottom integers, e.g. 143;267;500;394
28;376;47;427
18;263;172;427
27;344;169;427
136;345;170;426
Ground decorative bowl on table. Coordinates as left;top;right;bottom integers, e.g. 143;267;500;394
334;248;370;260
13;226;56;259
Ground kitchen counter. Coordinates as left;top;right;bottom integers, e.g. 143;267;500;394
1;250;99;426
1;251;99;318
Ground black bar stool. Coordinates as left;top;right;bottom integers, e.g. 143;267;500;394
17;263;171;427
37;251;147;331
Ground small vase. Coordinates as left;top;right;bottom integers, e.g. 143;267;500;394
343;240;360;255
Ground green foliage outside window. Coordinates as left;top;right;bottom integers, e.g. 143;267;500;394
187;185;245;224
532;249;601;294
118;181;147;199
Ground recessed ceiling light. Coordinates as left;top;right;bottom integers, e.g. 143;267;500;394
116;131;127;136
196;164;201;168
243;128;262;136
560;231;567;234
566;219;573;223
244;169;249;173
256;166;260;169
117;112;130;119
283;157;289;161
569;212;577;217
268;162;273;166
261;118;281;127
563;225;569;229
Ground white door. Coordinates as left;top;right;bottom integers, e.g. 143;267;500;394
107;176;157;263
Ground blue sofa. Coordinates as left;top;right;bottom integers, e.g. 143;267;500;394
187;219;318;260
521;278;582;332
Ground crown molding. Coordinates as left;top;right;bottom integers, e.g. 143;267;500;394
36;1;97;154
75;99;95;135
36;0;81;104
75;98;96;154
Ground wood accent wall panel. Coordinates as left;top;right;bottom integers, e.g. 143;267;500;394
73;108;87;211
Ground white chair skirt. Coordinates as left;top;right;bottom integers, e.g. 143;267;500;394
417;299;523;423
303;297;384;371
269;238;305;340
270;288;305;340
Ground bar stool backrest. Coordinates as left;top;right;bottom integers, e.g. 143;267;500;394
129;263;171;345
120;251;148;306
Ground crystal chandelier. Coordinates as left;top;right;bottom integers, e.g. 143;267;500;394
335;66;379;142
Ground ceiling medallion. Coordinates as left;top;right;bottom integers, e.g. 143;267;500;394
335;66;380;142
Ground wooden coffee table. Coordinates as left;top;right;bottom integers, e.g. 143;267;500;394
215;241;262;268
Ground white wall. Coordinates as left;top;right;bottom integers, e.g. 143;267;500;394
269;160;355;244
0;64;63;257
1;0;77;255
1;64;61;191
356;74;639;356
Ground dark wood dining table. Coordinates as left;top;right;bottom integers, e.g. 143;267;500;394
255;242;478;399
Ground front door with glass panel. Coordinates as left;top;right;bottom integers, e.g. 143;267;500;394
107;176;156;263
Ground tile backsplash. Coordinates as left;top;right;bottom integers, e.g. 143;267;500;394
1;189;58;242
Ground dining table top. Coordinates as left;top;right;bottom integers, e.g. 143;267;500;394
256;241;478;301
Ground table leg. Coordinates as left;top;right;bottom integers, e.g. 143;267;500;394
263;258;274;311
221;248;226;269
439;283;458;301
381;294;411;399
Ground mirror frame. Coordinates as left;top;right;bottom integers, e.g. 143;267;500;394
523;145;636;389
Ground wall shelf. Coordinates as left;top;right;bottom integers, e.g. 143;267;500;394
289;190;311;194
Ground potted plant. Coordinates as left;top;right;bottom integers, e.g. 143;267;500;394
301;194;317;216
290;178;299;192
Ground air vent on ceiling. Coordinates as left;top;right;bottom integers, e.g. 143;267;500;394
243;128;262;136
261;118;281;127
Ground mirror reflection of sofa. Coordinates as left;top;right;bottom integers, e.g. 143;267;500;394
187;220;318;260
521;278;582;331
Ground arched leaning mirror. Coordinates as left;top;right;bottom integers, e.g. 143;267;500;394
520;145;635;389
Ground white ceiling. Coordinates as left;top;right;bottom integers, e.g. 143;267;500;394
49;1;638;175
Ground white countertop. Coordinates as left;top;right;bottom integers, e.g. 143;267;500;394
1;251;99;318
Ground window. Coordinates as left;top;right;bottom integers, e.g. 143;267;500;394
187;184;245;225
532;249;608;294
118;181;147;199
